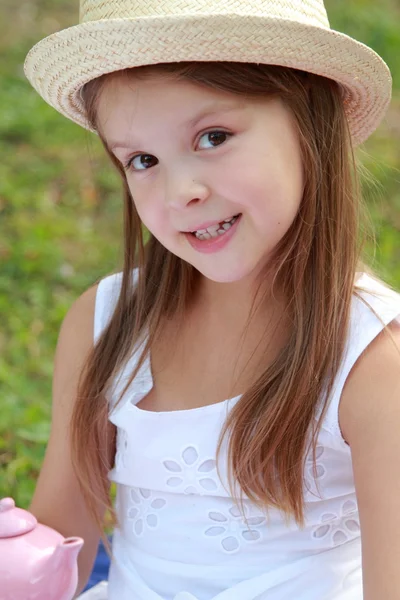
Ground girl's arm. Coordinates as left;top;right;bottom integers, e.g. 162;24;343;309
340;320;400;599
28;283;112;597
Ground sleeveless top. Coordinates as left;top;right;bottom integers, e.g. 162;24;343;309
93;270;400;600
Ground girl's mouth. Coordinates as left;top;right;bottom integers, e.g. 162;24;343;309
184;213;242;254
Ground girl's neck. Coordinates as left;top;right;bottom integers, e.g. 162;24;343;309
193;269;285;331
187;271;291;357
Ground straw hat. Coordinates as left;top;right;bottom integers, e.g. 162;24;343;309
24;0;392;145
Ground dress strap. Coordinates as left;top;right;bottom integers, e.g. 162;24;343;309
317;273;400;443
94;268;147;411
94;271;124;344
94;268;142;343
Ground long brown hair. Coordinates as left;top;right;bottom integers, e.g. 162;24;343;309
70;62;393;556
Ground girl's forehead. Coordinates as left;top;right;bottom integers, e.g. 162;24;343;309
99;71;242;108
96;72;251;136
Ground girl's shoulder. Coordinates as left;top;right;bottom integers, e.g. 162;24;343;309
335;287;400;583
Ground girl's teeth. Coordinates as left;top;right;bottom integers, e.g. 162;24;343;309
194;215;239;239
206;224;221;233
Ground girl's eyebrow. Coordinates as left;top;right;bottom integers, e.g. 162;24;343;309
187;101;244;129
108;101;244;152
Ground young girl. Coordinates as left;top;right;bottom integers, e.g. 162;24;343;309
23;1;400;599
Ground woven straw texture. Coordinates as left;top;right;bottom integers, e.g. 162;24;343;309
24;0;392;145
80;0;330;27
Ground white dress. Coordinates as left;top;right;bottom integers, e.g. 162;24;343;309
86;270;400;600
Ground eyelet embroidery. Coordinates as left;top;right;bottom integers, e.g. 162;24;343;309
204;504;267;553
127;487;167;536
303;444;328;500
163;445;218;494
306;445;326;477
311;499;360;546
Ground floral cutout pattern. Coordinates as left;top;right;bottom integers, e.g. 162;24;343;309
204;503;267;553
127;487;167;536
163;445;218;495
304;444;360;545
311;499;360;546
303;444;328;500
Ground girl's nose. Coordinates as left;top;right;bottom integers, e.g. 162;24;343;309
165;168;211;210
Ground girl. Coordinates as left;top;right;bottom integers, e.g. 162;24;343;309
23;1;400;599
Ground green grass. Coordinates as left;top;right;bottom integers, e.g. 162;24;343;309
0;0;399;509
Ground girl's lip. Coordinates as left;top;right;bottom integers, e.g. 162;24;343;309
183;213;242;254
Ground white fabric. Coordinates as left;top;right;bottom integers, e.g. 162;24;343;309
78;581;108;599
93;270;400;600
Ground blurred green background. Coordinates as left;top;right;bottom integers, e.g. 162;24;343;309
0;0;399;509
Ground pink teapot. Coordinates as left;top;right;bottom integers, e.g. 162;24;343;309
0;497;84;600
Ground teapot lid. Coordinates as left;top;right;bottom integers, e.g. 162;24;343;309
0;498;37;538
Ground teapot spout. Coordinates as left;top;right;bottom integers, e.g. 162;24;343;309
48;536;84;600
56;536;84;569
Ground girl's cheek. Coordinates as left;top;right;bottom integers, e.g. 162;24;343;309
133;194;162;231
128;190;148;221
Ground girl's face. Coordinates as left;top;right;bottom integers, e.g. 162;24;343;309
97;74;304;285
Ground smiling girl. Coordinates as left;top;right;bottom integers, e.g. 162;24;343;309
23;1;400;599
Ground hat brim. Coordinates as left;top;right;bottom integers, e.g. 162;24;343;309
24;14;392;145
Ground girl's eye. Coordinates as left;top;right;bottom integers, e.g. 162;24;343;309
125;154;158;172
124;130;230;172
197;130;231;150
